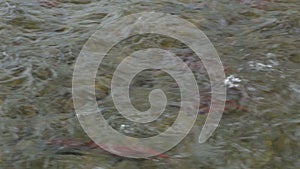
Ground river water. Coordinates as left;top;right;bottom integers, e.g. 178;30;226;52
0;0;299;168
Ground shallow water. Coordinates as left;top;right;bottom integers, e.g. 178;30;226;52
0;0;299;168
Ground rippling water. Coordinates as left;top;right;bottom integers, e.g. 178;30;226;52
0;0;299;168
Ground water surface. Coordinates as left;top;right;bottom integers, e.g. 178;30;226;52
0;0;299;168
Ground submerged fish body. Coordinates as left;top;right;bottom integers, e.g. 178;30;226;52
46;138;169;159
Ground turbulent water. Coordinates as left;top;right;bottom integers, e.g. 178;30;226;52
0;0;299;168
